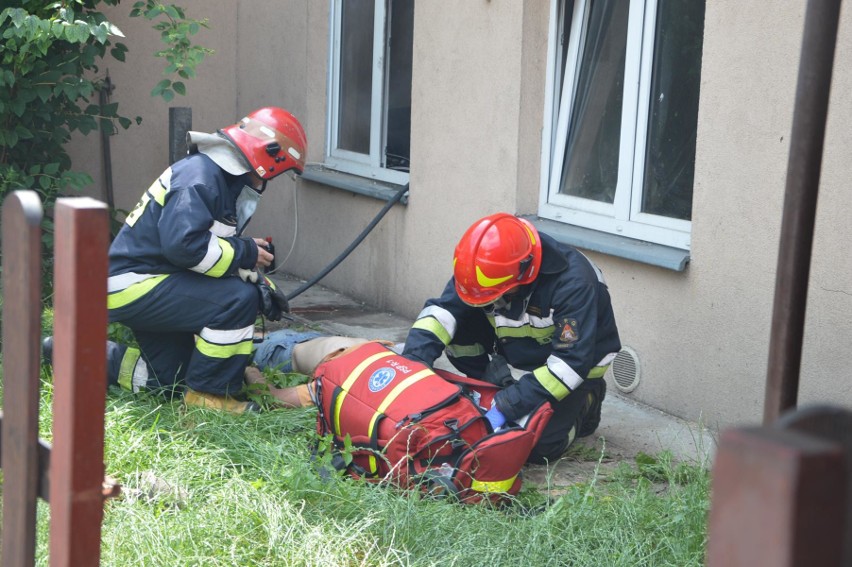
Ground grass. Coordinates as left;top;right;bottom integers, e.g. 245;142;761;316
0;320;711;566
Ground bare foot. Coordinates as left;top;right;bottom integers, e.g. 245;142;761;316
244;366;310;408
244;366;267;386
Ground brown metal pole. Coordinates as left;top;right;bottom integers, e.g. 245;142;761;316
49;198;109;567
1;191;44;567
764;0;841;425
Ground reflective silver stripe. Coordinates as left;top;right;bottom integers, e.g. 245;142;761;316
210;220;236;237
597;352;617;366
492;311;554;330
131;358;149;393
199;325;254;345
108;272;161;293
545;354;584;390
191;234;224;274
577;250;606;284
416;305;457;337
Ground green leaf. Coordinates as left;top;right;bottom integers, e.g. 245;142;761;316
39;175;51;190
161;89;174;102
15;125;33;140
172;81;185;95
51;20;64;39
44;162;60;175
152;78;170;94
118;116;132;129
110;42;128;62
108;22;125;38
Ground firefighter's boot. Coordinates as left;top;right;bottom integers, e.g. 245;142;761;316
183;389;261;414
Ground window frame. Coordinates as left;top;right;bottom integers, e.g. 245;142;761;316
326;0;410;186
539;0;693;251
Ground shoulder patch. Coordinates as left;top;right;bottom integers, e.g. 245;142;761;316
558;319;579;346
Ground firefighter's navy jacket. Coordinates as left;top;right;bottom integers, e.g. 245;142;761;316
403;233;621;421
106;151;262;394
108;152;258;302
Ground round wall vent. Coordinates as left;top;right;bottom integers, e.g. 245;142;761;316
605;346;641;393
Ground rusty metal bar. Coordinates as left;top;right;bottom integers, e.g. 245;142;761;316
48;198;109;567
777;405;852;564
707;426;846;567
764;0;842;424
0;414;53;501
1;190;45;567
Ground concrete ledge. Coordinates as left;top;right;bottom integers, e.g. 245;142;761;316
523;215;691;272
301;165;409;204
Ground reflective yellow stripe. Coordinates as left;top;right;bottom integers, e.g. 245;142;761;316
411;317;452;345
107;274;169;309
149;179;167;205
471;475;517;493
333;351;396;435
587;365;609;379
365;369;432;473
117;347;142;391
493;324;553;343
195;336;254;358
533;366;571;400
125;192;151;227
446;343;486;358
207;239;235;278
475;266;513;288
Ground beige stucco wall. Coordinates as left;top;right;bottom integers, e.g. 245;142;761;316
66;2;239;211
64;1;852;428
598;1;852;427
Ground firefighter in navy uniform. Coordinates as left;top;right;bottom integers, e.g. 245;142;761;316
104;107;305;413
402;213;621;462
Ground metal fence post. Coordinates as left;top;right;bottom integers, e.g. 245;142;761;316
48;197;109;567
1;190;44;567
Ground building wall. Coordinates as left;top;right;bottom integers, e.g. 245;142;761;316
64;1;852;428
66;2;240;212
600;1;852;426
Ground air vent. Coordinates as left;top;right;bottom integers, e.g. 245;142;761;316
606;346;641;393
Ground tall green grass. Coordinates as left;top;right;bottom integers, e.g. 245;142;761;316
3;359;710;566
0;312;710;567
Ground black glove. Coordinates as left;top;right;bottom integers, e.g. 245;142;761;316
257;275;290;321
483;354;515;388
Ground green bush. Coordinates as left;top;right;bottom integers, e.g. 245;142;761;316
0;0;211;302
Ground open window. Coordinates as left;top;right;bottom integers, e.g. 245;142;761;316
327;0;413;185
540;0;706;251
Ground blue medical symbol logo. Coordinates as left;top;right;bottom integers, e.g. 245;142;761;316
368;367;396;392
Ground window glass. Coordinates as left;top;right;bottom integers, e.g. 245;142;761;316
330;0;412;184
385;0;414;171
338;0;375;154
641;0;705;220
559;0;628;204
542;0;706;250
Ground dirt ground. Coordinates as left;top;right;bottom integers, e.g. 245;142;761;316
522;433;629;496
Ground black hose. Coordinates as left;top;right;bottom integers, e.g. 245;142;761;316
285;183;409;301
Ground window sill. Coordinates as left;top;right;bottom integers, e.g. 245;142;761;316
301;165;409;205
522;216;690;272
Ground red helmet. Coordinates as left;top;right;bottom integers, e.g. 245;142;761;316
221;107;307;180
453;213;543;306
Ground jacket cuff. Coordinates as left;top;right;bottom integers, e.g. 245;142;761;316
494;378;540;422
238;237;258;269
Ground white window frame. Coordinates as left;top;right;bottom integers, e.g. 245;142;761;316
326;0;410;185
539;0;692;251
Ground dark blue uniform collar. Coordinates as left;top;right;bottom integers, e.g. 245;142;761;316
538;233;569;275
